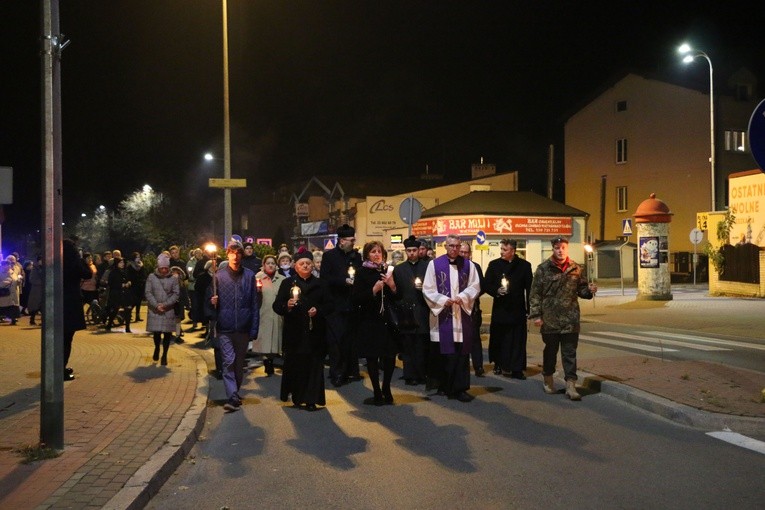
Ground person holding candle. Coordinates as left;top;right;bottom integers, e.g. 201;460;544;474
529;237;597;400
459;241;486;377
320;224;362;387
483;238;533;379
393;235;430;385
251;255;285;376
422;234;481;402
208;242;260;412
352;241;399;405
273;248;331;411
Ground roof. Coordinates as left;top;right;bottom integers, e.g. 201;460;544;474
421;191;590;218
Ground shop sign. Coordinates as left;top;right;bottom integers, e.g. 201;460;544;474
412;215;573;237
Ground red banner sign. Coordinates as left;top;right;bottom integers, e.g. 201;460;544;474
412;216;573;237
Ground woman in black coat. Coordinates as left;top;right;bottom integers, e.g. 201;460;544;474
63;239;91;380
273;250;331;411
352;241;399;406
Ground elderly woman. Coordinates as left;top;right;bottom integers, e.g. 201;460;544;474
311;250;323;277
251;254;285;375
277;252;293;278
145;253;180;365
273;249;331;411
352;241;399;405
0;259;20;325
3;255;22;324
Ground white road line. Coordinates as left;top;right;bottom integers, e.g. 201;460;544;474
579;334;678;353
706;431;765;455
645;331;765;351
590;332;731;352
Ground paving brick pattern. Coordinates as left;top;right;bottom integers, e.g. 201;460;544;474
0;323;201;509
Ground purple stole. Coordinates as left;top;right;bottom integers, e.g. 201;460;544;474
433;255;473;355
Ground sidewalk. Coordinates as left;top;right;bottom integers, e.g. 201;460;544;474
0;321;208;510
0;284;763;509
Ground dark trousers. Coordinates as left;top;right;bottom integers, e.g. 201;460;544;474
541;332;579;381
491;322;528;373
400;332;428;381
326;312;359;380
64;328;76;367
219;331;250;401
427;342;470;395
470;318;483;371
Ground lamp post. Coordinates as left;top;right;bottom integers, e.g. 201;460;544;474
219;0;232;246
678;43;715;211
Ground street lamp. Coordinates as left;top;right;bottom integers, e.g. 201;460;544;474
678;43;715;211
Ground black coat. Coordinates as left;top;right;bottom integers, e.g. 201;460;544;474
392;259;430;334
125;262;148;306
107;267;133;308
351;265;399;358
63;241;91;332
483;256;533;324
273;274;331;355
319;246;361;313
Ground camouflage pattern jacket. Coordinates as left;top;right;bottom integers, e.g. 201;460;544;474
528;257;593;334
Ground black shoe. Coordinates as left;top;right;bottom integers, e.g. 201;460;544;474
125;328;132;333
331;377;344;388
65;367;74;375
161;355;168;366
382;388;394;405
493;365;502;375
475;367;485;377
134;318;143;322
510;372;527;380
64;372;75;381
305;404;318;412
153;347;160;361
264;360;275;376
174;337;184;344
449;391;474;402
223;400;240;412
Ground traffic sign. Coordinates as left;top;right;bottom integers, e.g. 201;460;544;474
209;178;247;188
399;197;423;225
748;98;765;171
476;230;486;245
689;228;703;245
324;239;335;250
622;219;633;235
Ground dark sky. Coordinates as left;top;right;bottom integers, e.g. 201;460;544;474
1;1;764;245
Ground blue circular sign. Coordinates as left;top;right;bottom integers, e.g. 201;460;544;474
476;230;486;245
748;99;765;172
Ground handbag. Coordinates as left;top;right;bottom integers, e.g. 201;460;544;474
386;301;418;332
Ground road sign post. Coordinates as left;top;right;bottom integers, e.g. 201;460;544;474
689;228;703;285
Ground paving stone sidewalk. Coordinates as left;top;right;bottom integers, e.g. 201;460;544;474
0;321;207;509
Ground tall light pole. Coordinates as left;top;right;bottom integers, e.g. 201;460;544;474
222;0;232;246
678;43;715;211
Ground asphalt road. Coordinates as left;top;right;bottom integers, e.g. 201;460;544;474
147;364;764;509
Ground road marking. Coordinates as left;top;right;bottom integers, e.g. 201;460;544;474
645;331;765;352
579;334;678;353
589;332;731;352
706;431;765;455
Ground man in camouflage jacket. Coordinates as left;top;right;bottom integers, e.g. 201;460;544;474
528;237;597;400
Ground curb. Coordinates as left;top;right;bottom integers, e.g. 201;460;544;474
579;372;764;436
103;347;210;510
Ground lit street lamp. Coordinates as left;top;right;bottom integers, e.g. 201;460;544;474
678;43;715;211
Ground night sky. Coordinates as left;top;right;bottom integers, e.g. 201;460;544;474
1;1;764;247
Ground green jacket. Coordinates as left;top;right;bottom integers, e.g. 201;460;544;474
528;257;593;334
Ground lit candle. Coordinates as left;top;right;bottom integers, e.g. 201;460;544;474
500;276;509;291
348;266;356;280
414;276;422;289
292;285;300;301
256;277;263;291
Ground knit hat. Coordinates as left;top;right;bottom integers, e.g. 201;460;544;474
336;224;355;238
403;235;420;249
294;247;313;262
157;253;170;268
550;236;569;246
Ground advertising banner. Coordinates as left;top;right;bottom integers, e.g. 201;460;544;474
412;215;573;237
366;196;438;236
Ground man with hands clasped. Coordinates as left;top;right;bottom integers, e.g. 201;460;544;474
528;237;597;401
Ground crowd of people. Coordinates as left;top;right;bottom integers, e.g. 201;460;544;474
0;227;596;408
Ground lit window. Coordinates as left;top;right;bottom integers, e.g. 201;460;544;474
616;138;628;164
724;130;748;152
617;186;628;212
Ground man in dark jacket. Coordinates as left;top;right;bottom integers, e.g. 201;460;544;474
484;238;533;379
241;242;262;274
319;224;362;387
208;242;260;412
392;236;430;384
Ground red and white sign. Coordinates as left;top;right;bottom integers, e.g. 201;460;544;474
412;216;573;237
256;238;272;246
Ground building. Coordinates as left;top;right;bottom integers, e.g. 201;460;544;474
565;71;760;264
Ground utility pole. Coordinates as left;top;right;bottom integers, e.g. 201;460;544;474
40;0;66;449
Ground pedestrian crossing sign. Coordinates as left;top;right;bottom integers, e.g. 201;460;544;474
324;239;335;250
622;219;633;235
